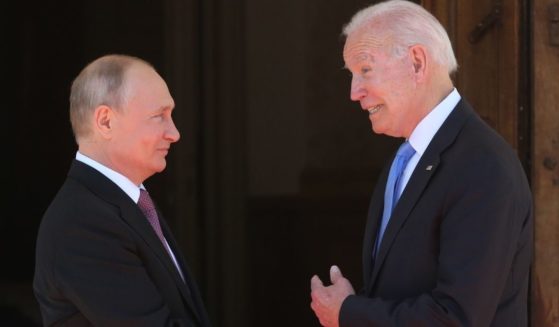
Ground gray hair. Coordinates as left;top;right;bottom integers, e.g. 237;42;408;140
69;54;152;142
342;0;457;74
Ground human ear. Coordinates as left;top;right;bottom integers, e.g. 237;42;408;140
93;105;114;139
409;44;428;80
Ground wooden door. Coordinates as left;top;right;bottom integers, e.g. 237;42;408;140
532;1;559;325
424;0;559;326
422;0;527;153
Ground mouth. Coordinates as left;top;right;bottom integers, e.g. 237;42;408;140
367;105;382;116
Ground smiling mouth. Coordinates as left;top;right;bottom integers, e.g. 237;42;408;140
367;105;382;115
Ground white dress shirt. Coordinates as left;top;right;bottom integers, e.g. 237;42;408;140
397;88;461;198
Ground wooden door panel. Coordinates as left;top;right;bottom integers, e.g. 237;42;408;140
422;0;520;149
424;1;559;326
532;0;559;325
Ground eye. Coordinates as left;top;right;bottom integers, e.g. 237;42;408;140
360;66;372;75
152;113;164;121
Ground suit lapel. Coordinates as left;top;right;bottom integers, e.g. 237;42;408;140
159;216;209;326
367;100;475;290
362;162;390;289
68;161;204;325
369;154;441;286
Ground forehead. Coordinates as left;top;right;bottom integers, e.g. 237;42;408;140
343;28;389;65
126;65;169;94
126;64;161;87
124;64;175;108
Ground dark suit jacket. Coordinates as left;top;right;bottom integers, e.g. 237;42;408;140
340;100;533;327
34;160;211;327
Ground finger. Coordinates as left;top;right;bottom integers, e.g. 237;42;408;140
310;298;327;317
311;275;324;291
310;300;319;313
330;265;343;284
311;299;326;311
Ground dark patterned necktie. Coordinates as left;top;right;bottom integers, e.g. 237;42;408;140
138;189;166;245
137;189;186;282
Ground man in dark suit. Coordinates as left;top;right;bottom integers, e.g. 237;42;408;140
310;1;533;326
34;54;211;326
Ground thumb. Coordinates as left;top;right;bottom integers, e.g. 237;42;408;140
310;275;324;291
330;265;344;284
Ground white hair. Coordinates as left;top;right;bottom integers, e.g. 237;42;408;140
342;0;457;74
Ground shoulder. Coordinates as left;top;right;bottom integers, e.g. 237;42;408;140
439;107;530;201
454;111;520;172
42;177;118;225
36;175;132;255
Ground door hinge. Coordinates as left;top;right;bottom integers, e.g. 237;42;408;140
469;3;502;44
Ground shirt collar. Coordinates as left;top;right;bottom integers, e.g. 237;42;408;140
408;88;461;155
75;151;145;203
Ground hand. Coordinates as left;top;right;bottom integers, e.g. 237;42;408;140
310;265;355;327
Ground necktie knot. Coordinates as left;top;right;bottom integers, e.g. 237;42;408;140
396;141;415;163
392;142;415;197
138;189;156;214
389;141;416;210
138;189;165;243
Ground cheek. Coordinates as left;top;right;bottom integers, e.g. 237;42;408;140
360;77;384;96
386;71;414;101
142;132;164;153
133;126;158;146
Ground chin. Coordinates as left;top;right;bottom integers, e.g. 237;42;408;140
371;125;384;135
153;160;167;173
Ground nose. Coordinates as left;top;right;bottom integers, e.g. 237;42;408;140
350;77;366;102
165;118;181;143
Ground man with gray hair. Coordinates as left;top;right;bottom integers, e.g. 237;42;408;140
310;1;532;326
34;54;211;326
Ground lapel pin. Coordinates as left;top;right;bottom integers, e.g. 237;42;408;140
426;165;433;171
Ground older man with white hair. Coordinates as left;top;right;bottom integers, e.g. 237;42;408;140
310;1;533;326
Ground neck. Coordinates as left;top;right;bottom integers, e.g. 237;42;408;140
403;73;454;138
78;141;144;186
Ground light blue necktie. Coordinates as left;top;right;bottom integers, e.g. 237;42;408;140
373;141;416;258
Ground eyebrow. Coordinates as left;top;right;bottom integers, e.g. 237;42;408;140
156;105;174;114
343;53;375;70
